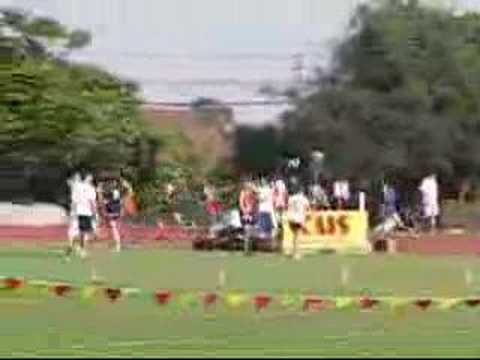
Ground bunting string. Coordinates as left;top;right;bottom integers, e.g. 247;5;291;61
2;276;480;313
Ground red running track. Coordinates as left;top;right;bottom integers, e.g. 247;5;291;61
0;224;205;243
0;225;479;256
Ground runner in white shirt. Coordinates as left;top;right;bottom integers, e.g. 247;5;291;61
419;174;439;231
67;172;81;250
258;179;277;231
71;174;97;258
85;174;98;235
272;178;288;225
287;187;310;260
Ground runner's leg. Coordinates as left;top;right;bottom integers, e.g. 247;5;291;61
110;219;121;251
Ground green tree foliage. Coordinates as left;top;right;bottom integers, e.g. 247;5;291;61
233;125;282;176
0;8;158;181
282;0;480;184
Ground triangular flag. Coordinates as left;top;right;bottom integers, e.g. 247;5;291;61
415;298;433;311
203;293;218;308
155;290;173;306
122;288;142;298
387;297;410;309
81;286;97;301
104;288;122;303
464;298;480;308
303;297;326;312
385;297;410;317
178;292;200;310
280;292;303;309
224;292;248;309
335;297;355;310
359;297;380;309
253;294;272;312
437;298;463;310
3;277;24;290
51;284;73;297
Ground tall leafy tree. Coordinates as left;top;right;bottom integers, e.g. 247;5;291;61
0;8;159;178
282;0;480;189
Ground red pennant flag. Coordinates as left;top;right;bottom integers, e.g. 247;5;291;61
254;295;272;312
155;291;172;305
52;284;73;297
465;299;480;308
4;277;24;289
415;299;433;310
203;293;218;308
303;297;325;312
359;297;380;309
104;288;122;302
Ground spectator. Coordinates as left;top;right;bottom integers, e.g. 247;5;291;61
419;174;440;232
333;179;350;209
66;172;81;251
272;177;288;225
239;181;258;226
310;181;330;210
98;177;127;252
204;183;222;224
257;178;276;235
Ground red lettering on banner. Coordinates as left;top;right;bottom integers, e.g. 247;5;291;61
326;216;335;235
314;214;351;236
315;216;326;235
337;215;350;235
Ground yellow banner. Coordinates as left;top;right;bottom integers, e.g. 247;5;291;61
282;211;370;254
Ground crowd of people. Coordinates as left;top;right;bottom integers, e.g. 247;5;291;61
204;171;441;253
204;175;365;244
64;164;441;259
65;171;135;259
373;173;440;239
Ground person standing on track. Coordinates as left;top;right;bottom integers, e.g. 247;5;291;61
69;172;97;259
239;181;259;226
272;177;288;226
98;176;131;252
419;173;440;232
66;172;81;253
286;185;310;260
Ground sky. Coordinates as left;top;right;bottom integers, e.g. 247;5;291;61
3;0;480;124
8;0;364;54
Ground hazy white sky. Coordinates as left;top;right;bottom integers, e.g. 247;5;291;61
3;0;478;55
7;0;366;54
3;0;480;124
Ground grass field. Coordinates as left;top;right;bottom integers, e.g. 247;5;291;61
1;245;480;357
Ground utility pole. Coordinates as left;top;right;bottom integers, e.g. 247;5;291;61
292;53;305;85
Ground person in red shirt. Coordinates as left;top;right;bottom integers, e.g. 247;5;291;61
204;184;222;222
239;182;258;226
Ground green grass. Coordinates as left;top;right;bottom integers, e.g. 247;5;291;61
1;246;480;357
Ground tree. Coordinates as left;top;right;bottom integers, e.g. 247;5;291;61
0;8;158;185
233;125;282;176
281;0;480;188
0;7;91;59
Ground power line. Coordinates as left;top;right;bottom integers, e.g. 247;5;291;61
142;99;290;108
